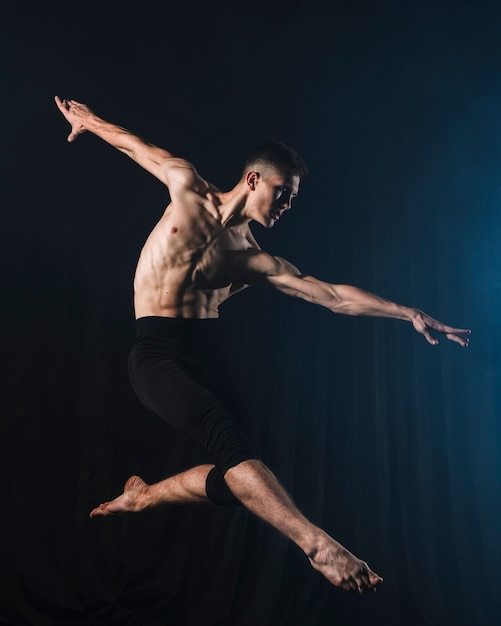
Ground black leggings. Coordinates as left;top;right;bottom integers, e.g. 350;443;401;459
127;316;258;505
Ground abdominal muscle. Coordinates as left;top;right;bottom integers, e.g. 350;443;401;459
133;278;227;319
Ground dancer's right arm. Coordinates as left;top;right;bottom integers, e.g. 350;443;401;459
54;96;195;188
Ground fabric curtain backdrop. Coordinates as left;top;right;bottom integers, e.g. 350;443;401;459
1;1;500;625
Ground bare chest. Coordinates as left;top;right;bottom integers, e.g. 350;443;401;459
138;202;255;292
192;226;254;290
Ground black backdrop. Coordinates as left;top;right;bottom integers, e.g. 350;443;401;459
2;1;500;625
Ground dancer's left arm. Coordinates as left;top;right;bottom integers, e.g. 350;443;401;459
295;275;470;346
234;251;470;346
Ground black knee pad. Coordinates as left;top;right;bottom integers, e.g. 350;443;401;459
205;467;241;506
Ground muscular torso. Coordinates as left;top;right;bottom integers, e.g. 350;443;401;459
133;171;259;319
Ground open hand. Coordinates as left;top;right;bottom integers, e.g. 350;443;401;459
411;309;470;347
54;96;92;142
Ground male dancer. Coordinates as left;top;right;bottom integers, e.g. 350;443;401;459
55;96;470;595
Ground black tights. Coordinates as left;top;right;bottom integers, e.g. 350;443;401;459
127;316;258;505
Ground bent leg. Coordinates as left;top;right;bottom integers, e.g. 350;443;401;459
89;464;214;517
113;321;382;592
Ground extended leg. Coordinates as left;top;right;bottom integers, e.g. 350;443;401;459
224;459;382;594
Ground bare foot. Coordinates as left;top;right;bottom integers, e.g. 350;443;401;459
89;475;149;518
308;535;383;594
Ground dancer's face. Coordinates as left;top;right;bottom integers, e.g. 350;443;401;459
248;170;300;228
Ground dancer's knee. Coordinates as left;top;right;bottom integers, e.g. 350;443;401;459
205;466;241;506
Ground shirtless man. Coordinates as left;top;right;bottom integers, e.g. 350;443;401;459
55;96;470;595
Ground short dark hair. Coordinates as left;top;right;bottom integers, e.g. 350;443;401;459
243;140;309;178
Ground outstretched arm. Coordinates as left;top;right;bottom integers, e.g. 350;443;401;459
233;250;470;347
54;96;195;187
301;277;470;346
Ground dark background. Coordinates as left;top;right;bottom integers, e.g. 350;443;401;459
1;1;500;624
